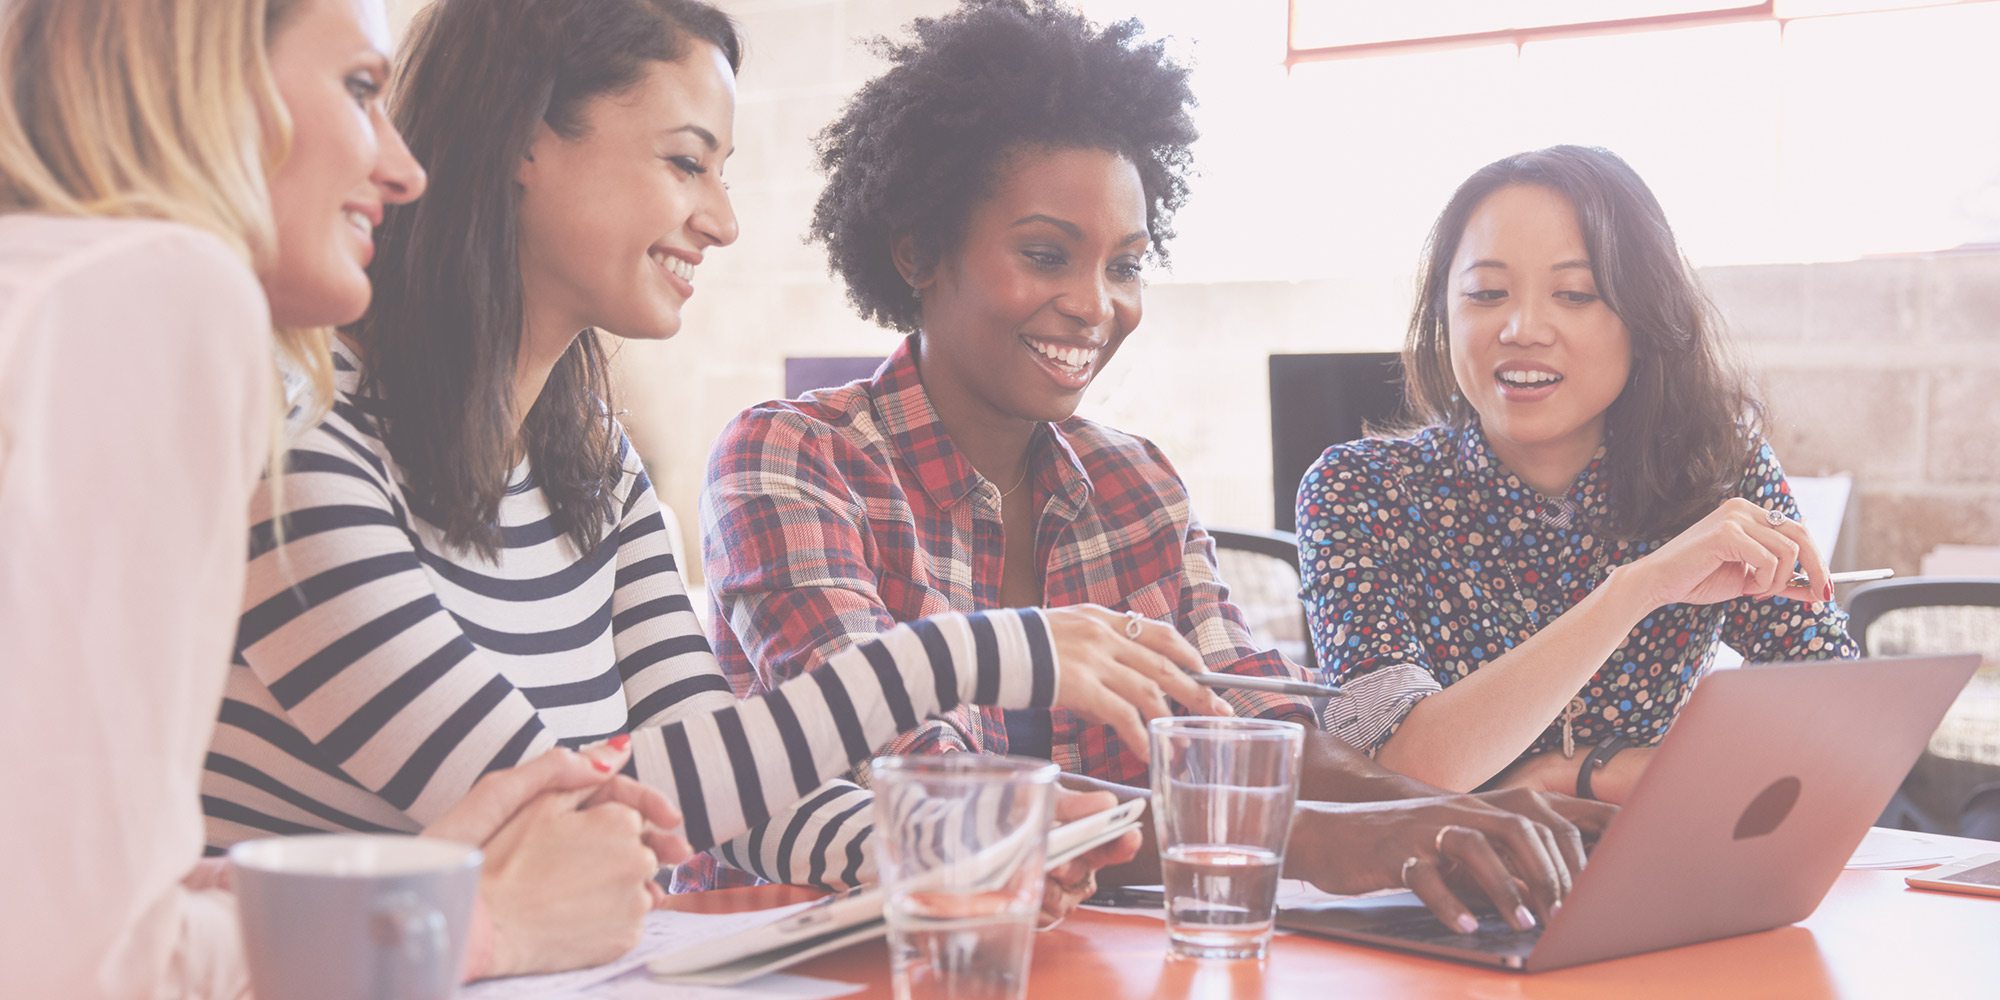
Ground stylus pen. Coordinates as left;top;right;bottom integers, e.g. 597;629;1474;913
1788;567;1895;588
1194;673;1344;699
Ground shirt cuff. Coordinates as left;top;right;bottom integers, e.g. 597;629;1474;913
1211;651;1316;723
1320;663;1442;755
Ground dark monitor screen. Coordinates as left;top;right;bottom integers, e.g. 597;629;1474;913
1269;353;1405;531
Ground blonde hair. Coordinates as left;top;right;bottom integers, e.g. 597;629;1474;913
0;0;335;432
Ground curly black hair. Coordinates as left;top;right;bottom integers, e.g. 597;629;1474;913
808;0;1198;332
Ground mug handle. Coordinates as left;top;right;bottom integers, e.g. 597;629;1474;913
372;891;451;999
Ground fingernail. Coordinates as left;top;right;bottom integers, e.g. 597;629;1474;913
1455;913;1480;934
1551;900;1563;918
607;733;632;751
1514;905;1537;929
1822;582;1834;602
591;757;613;773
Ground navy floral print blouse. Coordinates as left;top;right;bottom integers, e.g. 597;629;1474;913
1296;422;1860;758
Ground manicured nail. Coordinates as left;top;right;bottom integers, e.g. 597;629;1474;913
1514;905;1537;929
607;733;632;751
1822;582;1834;602
591;757;613;773
1551;900;1564;918
1455;913;1480;934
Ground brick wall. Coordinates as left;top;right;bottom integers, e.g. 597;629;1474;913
1708;252;2000;575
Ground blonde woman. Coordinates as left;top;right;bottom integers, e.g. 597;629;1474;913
0;0;687;994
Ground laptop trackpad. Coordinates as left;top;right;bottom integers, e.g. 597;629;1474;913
1278;892;1542;966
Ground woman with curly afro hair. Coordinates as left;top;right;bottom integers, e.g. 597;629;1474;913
699;0;1607;934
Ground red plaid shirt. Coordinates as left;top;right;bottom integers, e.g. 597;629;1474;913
702;335;1313;786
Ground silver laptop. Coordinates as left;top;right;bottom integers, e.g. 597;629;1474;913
1277;653;1981;972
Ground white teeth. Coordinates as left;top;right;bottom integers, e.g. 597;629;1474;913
344;209;371;235
1024;337;1098;372
1498;369;1561;386
652;251;695;282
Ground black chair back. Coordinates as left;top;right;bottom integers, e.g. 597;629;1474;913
1846;578;2000;648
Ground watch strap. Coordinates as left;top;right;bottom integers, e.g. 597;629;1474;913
1576;734;1633;801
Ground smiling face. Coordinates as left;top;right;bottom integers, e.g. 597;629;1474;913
1448;183;1633;476
263;0;426;328
910;144;1148;425
513;41;739;342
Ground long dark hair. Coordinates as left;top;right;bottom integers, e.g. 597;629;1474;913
1400;144;1760;541
358;0;739;558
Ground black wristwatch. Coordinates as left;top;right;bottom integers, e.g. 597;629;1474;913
1576;735;1632;801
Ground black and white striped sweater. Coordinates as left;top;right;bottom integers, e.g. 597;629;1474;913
200;343;1056;889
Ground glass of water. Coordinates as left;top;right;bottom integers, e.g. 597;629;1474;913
871;754;1058;1000
1148;716;1305;960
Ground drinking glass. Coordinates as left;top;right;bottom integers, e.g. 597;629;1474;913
871;754;1058;1000
1148;717;1305;960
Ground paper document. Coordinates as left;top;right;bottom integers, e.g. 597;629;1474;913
1844;827;1959;870
461;902;861;999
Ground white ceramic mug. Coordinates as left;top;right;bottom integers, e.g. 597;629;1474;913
229;834;481;1000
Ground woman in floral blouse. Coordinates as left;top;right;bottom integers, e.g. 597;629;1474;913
1297;145;1860;802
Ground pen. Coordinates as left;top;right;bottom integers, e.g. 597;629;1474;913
1194;673;1344;699
1085;884;1165;909
1789;567;1895;588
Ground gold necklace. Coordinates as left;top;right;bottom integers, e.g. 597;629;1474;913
996;461;1032;500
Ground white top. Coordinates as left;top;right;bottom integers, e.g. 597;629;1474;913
0;215;273;998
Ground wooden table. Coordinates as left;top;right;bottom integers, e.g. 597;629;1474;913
664;832;2000;999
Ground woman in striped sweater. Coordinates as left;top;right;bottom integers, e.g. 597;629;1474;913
199;0;1218;921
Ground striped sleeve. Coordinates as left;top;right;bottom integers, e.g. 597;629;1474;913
226;423;1058;851
607;469;1052;856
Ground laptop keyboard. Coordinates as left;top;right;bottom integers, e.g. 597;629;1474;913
1362;910;1544;952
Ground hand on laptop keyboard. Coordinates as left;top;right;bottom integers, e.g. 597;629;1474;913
1287;790;1615;935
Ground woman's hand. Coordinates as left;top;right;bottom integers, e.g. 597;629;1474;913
1620;498;1830;611
1288;791;1615;934
1042;605;1233;758
423;740;692;979
1037;788;1141;929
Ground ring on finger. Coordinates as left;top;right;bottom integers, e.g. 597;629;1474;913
1434;823;1465;856
1399;855;1422;888
1123;610;1146;640
1053;870;1095;897
1764;507;1785;527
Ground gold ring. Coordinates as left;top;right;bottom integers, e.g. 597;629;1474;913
1764;507;1786;527
1435;824;1459;855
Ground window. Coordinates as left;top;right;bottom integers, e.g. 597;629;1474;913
1290;1;1768;54
1077;0;2000;291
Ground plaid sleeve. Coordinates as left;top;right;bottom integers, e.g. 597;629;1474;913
1179;516;1316;726
701;406;979;757
1720;438;1862;665
1295;445;1440;753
